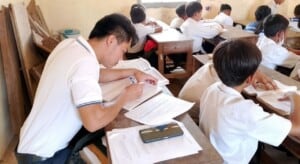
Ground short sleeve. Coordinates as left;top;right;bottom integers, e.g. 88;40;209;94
245;103;291;146
69;58;102;108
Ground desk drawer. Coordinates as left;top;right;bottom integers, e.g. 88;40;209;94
162;43;191;54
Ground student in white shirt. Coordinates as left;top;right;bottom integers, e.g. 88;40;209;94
16;13;157;163
180;1;222;53
213;4;234;26
178;60;277;124
199;39;300;164
268;0;285;14
256;14;300;75
170;4;187;30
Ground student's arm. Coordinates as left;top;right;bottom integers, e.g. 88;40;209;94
253;70;278;90
287;93;300;137
197;22;223;39
99;68;157;84
78;83;144;132
287;47;300;56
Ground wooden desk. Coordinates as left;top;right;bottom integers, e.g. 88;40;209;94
105;111;223;163
149;29;193;79
193;54;300;160
205;26;257;46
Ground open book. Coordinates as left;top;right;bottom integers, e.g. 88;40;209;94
243;80;298;115
113;58;169;86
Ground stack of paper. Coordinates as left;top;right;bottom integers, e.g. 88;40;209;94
107;121;202;164
243;80;298;115
125;93;194;125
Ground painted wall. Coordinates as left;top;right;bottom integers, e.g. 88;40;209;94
0;0;299;159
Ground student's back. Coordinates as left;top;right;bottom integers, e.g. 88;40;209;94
199;39;299;163
213;4;233;26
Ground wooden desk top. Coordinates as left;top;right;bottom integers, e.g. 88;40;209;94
149;29;192;43
106;112;223;163
220;26;257;40
287;28;300;38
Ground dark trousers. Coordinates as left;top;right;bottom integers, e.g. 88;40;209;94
16;147;71;164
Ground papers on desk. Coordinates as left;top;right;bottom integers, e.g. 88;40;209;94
243;80;298;115
100;77;162;110
113;58;169;86
107;121;202;164
125;93;194;125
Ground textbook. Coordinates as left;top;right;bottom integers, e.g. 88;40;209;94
113;58;169;86
243;80;298;115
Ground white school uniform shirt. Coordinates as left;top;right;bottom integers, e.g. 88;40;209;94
200;82;291;164
170;17;185;29
268;0;279;14
180;18;223;53
214;12;234;26
18;36;103;158
128;23;155;53
256;34;300;69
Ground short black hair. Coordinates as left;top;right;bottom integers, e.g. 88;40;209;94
186;1;202;17
176;4;186;18
220;4;231;12
295;4;300;17
130;4;146;23
263;14;289;37
213;39;262;87
89;13;138;47
255;5;271;21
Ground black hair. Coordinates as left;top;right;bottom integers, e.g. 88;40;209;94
130;4;146;24
263;14;289;37
220;4;231;12
295;4;300;28
89;13;138;47
176;4;186;18
213;39;262;87
186;1;202;17
254;5;271;34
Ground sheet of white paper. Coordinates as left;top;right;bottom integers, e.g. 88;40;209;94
123;84;162;111
125;93;194;125
243;80;297;96
107;121;202;164
257;91;291;115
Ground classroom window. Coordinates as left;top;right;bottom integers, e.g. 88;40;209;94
139;0;198;8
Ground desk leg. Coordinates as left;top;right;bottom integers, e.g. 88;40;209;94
158;53;164;75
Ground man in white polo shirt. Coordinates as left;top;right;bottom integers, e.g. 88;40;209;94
16;13;157;163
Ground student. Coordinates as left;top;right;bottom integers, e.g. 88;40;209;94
127;4;162;56
213;3;234;26
178;58;277;124
245;5;271;34
16;13;157;163
180;1;222;54
199;39;300;164
287;4;300;56
170;4;187;30
256;14;300;75
268;0;285;14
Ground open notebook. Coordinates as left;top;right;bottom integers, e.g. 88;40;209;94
243;80;298;115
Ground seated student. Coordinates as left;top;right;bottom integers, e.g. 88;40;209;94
199;39;300;164
127;4;162;61
180;1;223;54
287;4;300;56
178;59;277;124
256;14;300;75
268;0;285;14
16;13;157;163
213;4;234;26
245;5;271;34
170;4;187;30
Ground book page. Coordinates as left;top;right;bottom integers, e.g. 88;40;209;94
257;91;291;115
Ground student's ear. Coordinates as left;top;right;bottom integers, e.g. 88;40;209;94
246;74;255;85
105;35;116;47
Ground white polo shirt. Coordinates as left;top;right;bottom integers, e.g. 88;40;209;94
180;18;222;53
256;34;300;69
214;12;234;26
128;23;155;53
18;36;102;157
200;82;291;164
170;17;185;29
